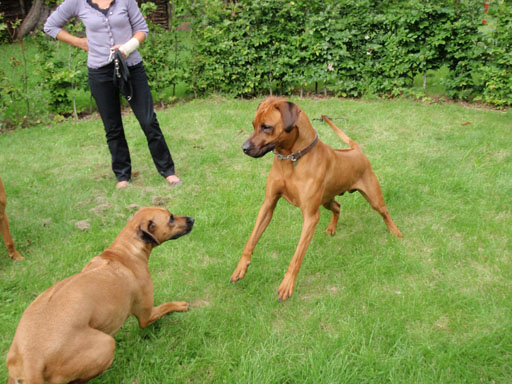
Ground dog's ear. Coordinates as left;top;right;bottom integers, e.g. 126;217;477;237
137;220;160;245
277;101;299;132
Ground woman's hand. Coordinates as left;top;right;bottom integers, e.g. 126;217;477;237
77;37;89;52
111;44;126;58
56;30;88;52
114;33;145;58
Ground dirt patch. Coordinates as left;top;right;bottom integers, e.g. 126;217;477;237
75;219;91;230
89;203;112;214
152;196;170;206
125;203;140;211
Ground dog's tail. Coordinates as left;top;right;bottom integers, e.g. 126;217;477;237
321;115;360;150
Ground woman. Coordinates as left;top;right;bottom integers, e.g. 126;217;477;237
44;0;182;188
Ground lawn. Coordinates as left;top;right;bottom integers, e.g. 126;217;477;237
0;97;511;383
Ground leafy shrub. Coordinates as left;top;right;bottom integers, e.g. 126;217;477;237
188;0;484;99
140;0;188;103
2;0;512;130
33;28;87;116
477;0;512;106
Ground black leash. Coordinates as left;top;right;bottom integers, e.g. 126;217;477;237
311;115;346;123
112;49;133;101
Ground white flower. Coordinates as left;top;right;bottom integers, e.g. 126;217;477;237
327;63;334;71
365;35;370;40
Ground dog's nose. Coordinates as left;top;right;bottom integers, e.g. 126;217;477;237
242;140;252;154
186;217;195;226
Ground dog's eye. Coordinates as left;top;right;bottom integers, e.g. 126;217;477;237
261;124;273;133
169;214;175;223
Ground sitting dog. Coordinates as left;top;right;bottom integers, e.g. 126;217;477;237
7;207;194;383
231;97;402;301
0;176;23;261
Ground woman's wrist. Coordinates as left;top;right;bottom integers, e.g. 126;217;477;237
76;37;88;52
119;38;140;58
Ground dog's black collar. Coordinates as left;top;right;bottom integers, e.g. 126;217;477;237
273;133;318;165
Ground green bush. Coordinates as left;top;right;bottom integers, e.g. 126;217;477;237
2;0;512;129
139;1;188;103
33;30;88;116
477;0;512;107
188;0;485;99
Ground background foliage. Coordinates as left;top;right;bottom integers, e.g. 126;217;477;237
188;0;488;98
1;0;512;129
139;1;188;105
477;0;512;107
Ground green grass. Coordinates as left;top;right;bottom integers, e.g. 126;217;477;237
0;97;511;383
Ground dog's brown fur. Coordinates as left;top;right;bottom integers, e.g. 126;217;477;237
231;97;402;301
6;207;194;384
0;177;23;261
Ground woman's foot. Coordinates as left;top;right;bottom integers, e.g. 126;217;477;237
116;180;129;189
166;174;183;187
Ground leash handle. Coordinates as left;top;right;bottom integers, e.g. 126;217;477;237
114;57;121;78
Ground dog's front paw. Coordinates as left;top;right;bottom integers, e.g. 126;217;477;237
10;250;24;261
277;273;296;302
230;258;251;282
170;301;189;312
325;225;336;236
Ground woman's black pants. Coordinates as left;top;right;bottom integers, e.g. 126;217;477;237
88;61;175;182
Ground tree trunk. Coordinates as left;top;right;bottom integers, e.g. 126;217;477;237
19;0;27;16
17;0;51;39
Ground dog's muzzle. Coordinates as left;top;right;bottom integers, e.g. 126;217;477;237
242;139;276;158
170;217;195;240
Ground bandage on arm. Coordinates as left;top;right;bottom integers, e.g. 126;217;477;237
119;37;140;57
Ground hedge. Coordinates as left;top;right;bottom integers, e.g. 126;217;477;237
1;0;512;129
188;0;487;99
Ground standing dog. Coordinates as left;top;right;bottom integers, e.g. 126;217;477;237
0;176;24;261
6;207;194;384
231;97;402;301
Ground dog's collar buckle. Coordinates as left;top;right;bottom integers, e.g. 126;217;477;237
274;133;318;164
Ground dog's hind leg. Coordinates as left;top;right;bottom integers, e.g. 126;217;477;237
0;179;23;260
47;329;115;383
323;199;340;236
355;171;402;238
0;208;24;261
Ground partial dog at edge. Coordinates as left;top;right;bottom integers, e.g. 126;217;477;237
231;97;402;301
0;176;24;261
6;207;194;384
